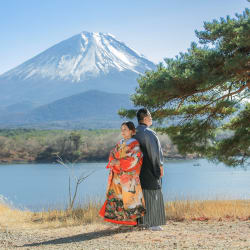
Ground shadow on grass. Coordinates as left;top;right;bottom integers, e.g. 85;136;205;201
17;227;134;248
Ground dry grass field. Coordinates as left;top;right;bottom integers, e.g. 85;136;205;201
1;200;249;230
1;200;250;249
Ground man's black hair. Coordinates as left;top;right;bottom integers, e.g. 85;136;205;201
136;108;150;123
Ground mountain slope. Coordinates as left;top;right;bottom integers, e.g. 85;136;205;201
0;90;135;129
0;32;155;106
27;90;133;121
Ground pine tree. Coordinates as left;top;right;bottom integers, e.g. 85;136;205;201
119;9;250;167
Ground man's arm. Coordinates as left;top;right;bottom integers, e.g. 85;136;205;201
144;130;163;178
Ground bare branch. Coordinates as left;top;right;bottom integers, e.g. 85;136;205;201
57;156;96;210
177;97;185;110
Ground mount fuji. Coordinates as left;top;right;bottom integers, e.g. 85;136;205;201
0;31;156;107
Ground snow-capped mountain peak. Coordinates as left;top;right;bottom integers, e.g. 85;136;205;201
2;31;155;82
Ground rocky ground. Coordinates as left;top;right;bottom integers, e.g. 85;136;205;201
0;221;250;250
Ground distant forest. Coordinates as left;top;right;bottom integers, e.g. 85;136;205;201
0;129;191;163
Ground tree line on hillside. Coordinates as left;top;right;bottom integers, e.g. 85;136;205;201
0;129;188;164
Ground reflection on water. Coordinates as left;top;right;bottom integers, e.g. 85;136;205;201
0;159;249;211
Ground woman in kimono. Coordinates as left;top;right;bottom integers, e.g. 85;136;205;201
99;121;145;226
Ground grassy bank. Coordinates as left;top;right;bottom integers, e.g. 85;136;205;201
1;200;249;230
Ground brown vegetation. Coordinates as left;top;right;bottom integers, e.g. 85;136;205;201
165;200;250;222
1;200;249;230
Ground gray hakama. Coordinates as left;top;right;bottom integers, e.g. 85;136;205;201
138;189;166;227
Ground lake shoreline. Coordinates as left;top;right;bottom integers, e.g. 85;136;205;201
0;156;200;165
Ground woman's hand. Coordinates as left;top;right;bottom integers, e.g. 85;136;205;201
160;166;164;177
110;159;120;173
110;159;120;166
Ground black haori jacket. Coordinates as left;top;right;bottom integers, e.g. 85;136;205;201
134;123;163;190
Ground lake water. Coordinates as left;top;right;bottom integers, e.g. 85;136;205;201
0;159;249;211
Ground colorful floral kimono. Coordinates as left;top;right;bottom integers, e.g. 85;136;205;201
99;137;146;225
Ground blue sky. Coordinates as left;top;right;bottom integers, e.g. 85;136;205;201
0;0;248;74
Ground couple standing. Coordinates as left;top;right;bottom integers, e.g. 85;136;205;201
99;108;166;231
